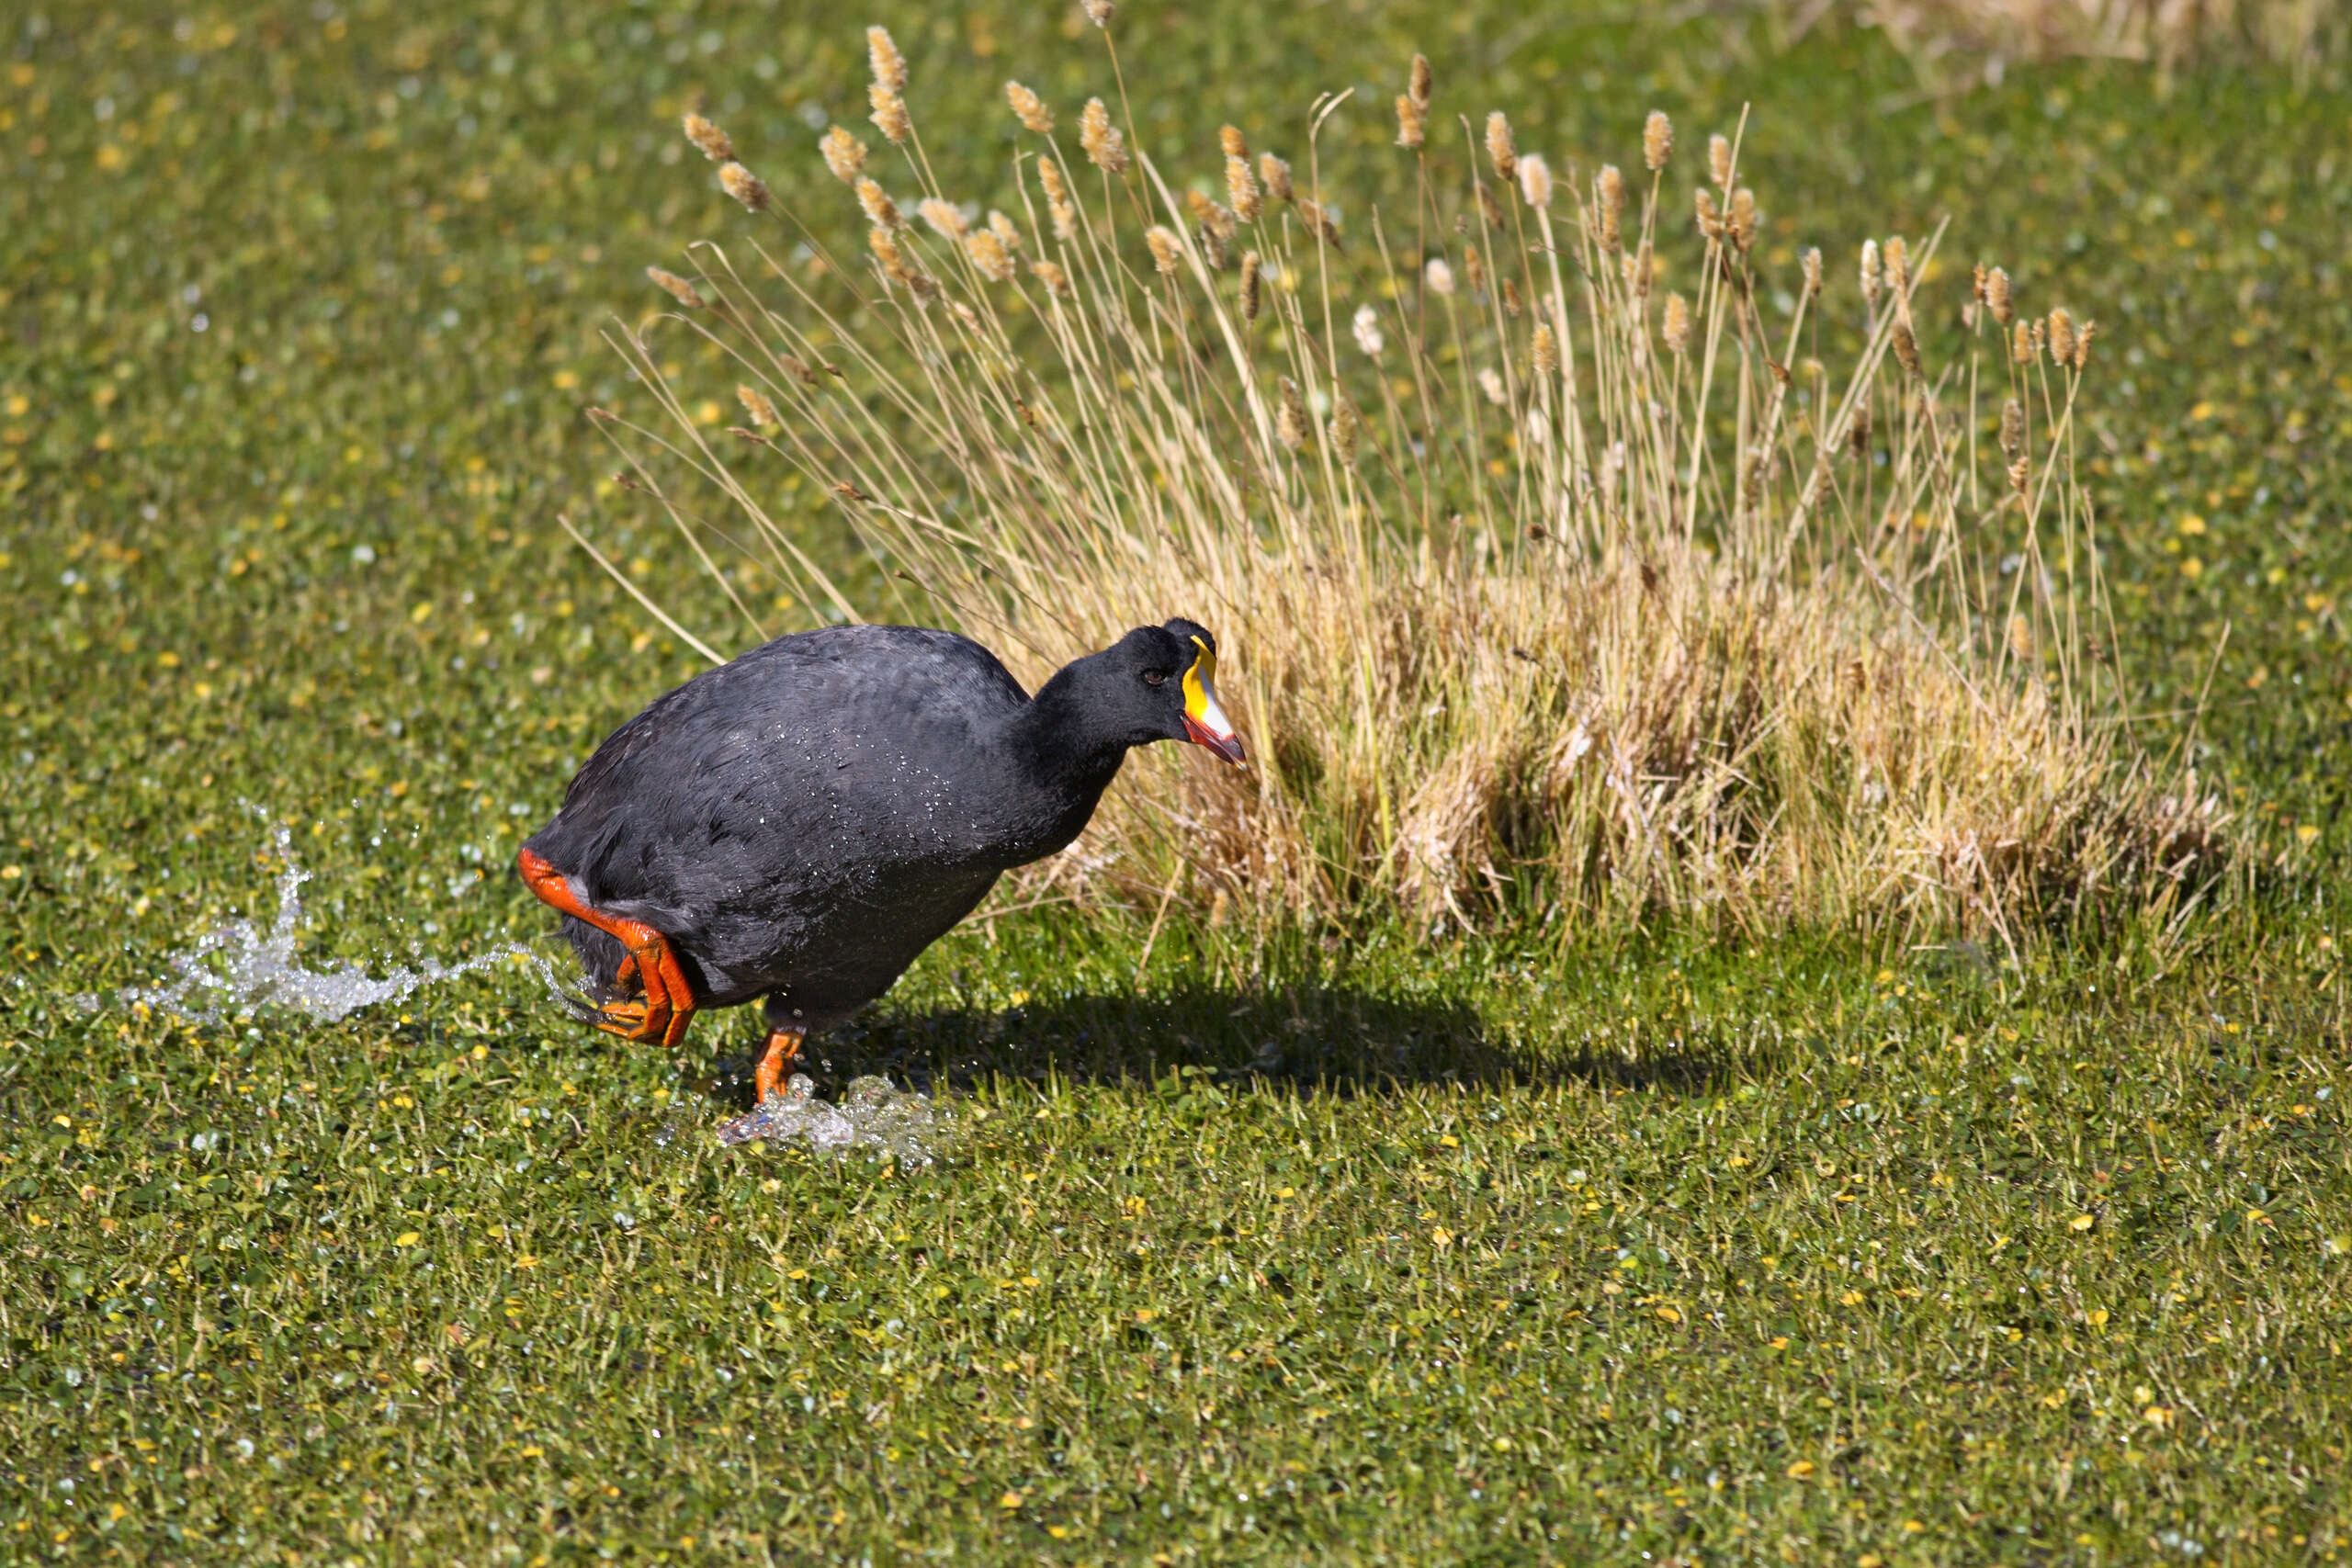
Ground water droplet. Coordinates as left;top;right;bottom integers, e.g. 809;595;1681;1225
714;1073;944;1164
113;823;564;1025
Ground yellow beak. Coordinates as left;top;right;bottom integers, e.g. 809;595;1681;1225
1181;637;1245;765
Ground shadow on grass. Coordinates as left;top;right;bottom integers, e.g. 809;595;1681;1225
689;982;1744;1109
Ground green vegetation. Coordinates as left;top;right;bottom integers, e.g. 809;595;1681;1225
3;1;2349;1562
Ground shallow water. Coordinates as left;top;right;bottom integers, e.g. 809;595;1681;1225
712;1072;944;1164
116;826;560;1024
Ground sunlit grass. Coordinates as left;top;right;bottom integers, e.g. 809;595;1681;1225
0;1;2349;1562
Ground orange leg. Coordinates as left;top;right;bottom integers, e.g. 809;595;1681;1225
515;847;697;1049
752;1027;806;1106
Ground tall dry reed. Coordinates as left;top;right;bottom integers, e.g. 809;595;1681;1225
580;24;2226;947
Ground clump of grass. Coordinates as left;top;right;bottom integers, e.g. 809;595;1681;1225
589;23;2225;945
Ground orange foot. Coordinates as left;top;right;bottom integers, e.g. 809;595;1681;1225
516;847;697;1049
752;1025;806;1106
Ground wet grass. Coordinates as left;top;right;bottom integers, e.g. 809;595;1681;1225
4;0;2352;1562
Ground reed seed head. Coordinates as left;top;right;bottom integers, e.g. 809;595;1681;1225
1329;397;1362;466
989;209;1023;252
2047;307;2077;367
2011;319;2034;364
1644;110;1673;172
1476;179;1503;227
683;113;734;163
1999;397;2024;460
1801;246;1823;299
1986;266;2013;327
1596;164;1624;250
1029;258;1071;297
1220;124;1248;160
1240;250;1262;321
866;26;908;92
1300;199;1341;246
2007;455;2030;494
1519;153;1553;209
1883;235;1909;299
1005;82;1054;135
1532;321;1558;375
1425;256;1455;295
1478;367;1506;405
1276;377;1308;451
966;230;1018;282
868;83;911;145
1662;292;1690;354
718;163;770;213
869;227;933;298
1464;244;1486;295
1708;132;1733;187
1630;237;1653;300
1485;112;1517;182
1225;156;1261;222
1145;225;1184;274
737;383;779;426
1728;187;1758;252
1860;239;1883;313
1187;189;1239;243
1259;152;1294;204
1409;52;1433;109
1038;160;1078;241
646;265;704;309
1891;314;1922;378
1082;0;1114;28
1502;277;1521;317
820;125;866;184
1850;401;1871;455
2071;318;2095;370
919;197;968;240
857;177;904;230
1694;187;1723;241
1352;303;1385;356
1396;94;1427;151
1080;98;1129;175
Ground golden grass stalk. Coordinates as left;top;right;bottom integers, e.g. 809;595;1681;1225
594;39;2228;945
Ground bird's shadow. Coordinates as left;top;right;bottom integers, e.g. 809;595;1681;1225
687;981;1742;1110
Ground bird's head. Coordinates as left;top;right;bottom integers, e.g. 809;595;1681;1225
1100;618;1245;765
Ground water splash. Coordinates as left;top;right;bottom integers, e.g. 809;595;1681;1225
714;1073;944;1165
119;826;560;1024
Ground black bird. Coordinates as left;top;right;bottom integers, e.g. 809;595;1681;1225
516;619;1244;1107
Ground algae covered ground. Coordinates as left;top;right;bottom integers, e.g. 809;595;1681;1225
4;1;2352;1562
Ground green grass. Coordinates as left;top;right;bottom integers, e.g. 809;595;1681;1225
5;0;2352;1562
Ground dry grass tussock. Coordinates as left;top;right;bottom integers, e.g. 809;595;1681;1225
584;22;2226;946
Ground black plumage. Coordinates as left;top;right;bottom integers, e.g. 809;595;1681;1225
517;619;1241;1083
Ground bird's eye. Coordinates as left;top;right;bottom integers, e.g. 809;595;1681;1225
1143;670;1169;687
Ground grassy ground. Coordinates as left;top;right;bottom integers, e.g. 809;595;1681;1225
4;0;2351;1562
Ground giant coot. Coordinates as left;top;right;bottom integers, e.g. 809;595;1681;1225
516;619;1243;1107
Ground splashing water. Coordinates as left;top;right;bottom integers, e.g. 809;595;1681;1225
118;826;561;1024
715;1073;944;1165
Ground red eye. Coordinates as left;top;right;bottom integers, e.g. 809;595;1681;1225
1143;670;1168;687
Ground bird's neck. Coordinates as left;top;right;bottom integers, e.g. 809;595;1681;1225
1001;660;1130;799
